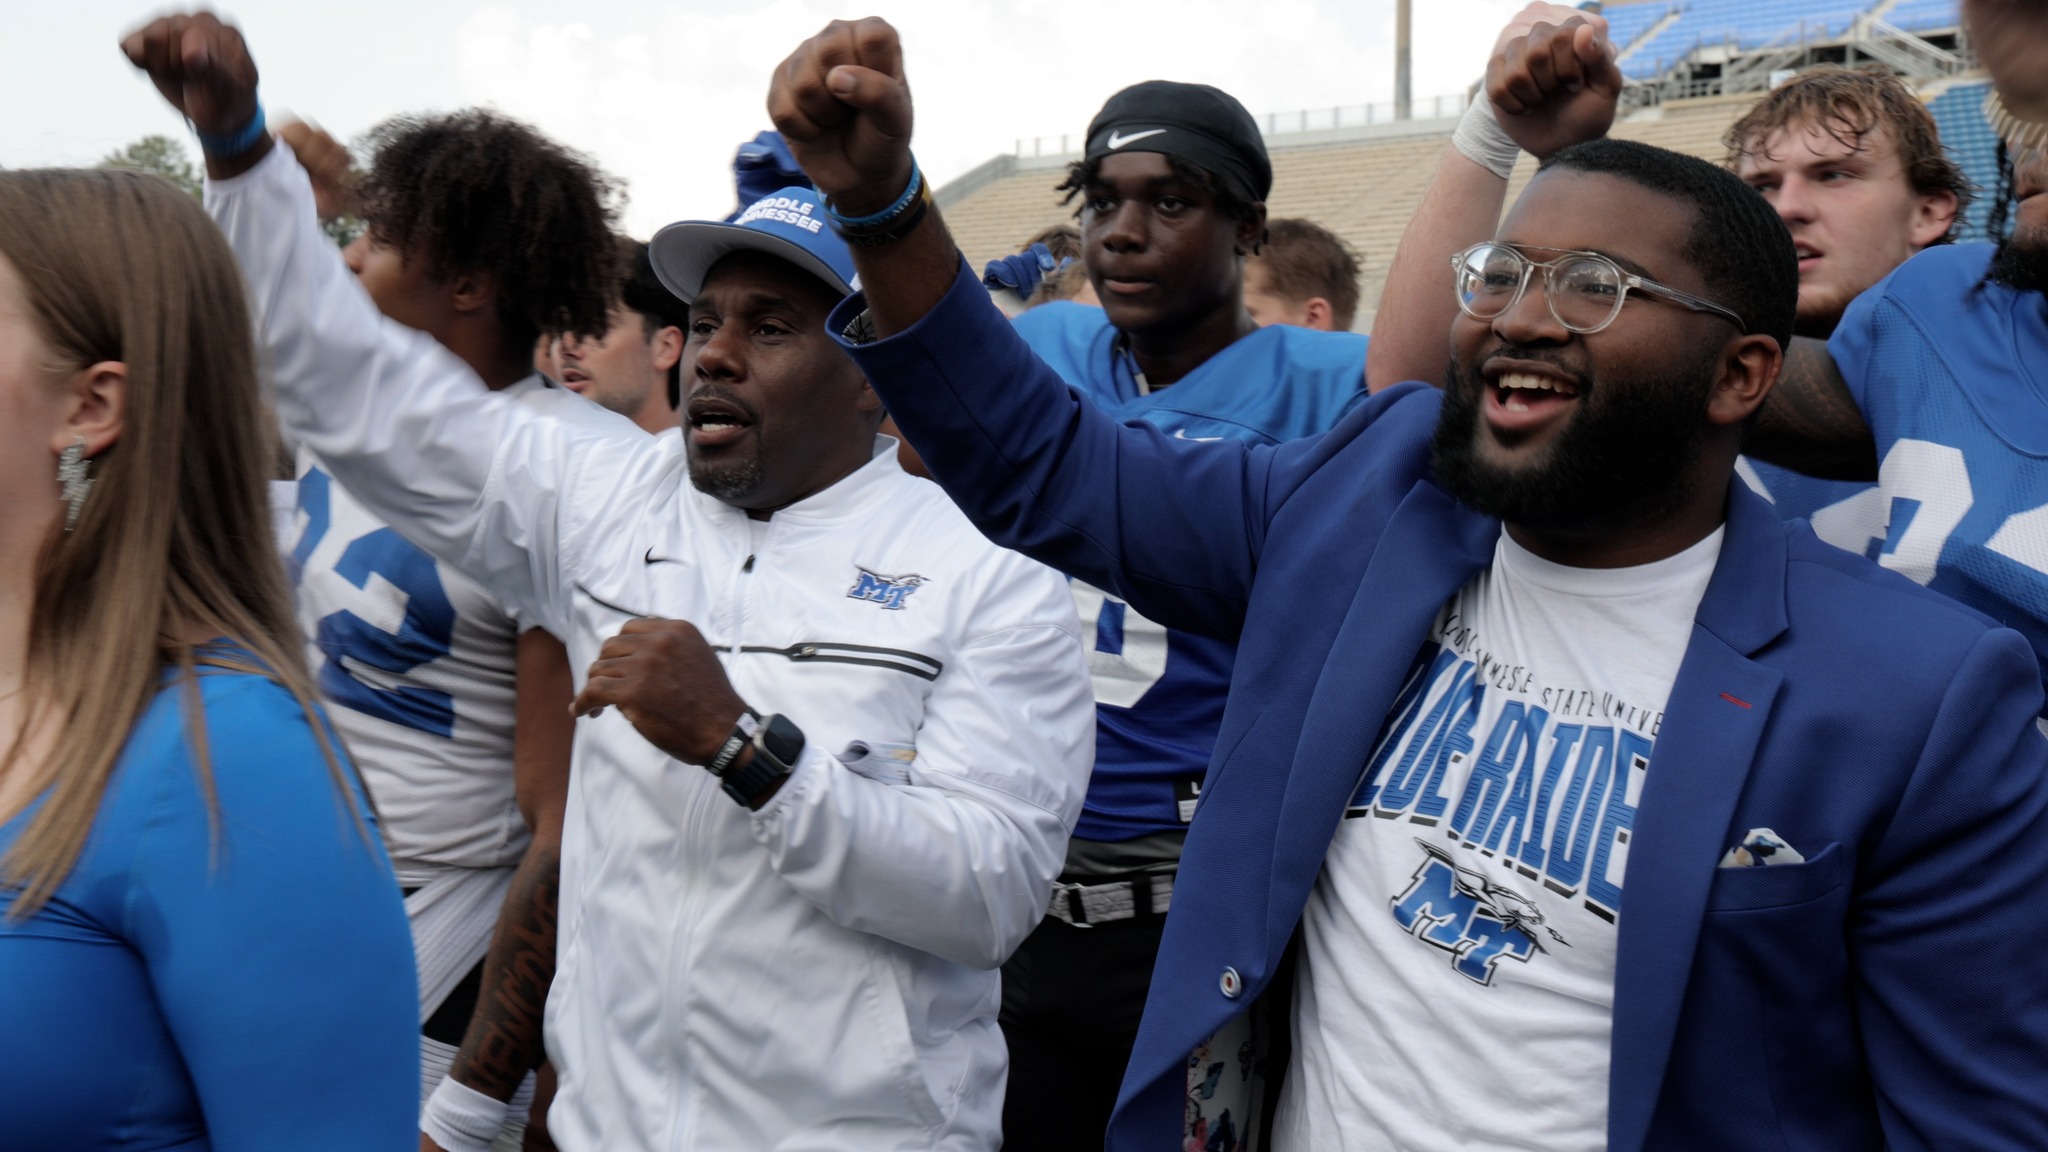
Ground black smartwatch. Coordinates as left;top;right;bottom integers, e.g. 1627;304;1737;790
720;712;805;807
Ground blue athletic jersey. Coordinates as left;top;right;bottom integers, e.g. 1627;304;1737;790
1011;301;1368;838
1736;457;1875;526
1826;242;2048;706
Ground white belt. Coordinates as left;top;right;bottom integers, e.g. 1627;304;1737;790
1045;871;1174;927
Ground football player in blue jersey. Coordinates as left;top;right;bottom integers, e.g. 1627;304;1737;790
258;113;633;1152
1742;127;2048;705
990;77;1369;1152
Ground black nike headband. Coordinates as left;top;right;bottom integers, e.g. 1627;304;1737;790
1081;80;1272;203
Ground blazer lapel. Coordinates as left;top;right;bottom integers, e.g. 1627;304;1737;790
1607;481;1789;1152
1263;480;1499;959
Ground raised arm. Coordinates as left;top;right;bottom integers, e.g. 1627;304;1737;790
123;13;642;627
1743;337;1879;482
766;18;1295;633
1368;4;1622;391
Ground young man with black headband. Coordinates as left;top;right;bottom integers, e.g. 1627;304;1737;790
995;79;1368;1151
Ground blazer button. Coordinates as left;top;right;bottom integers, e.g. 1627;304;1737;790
1219;966;1243;999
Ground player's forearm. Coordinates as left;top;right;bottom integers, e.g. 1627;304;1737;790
1367;146;1507;392
446;836;560;1101
1745;337;1879;481
845;198;966;339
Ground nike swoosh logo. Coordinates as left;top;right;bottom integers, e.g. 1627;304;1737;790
1106;128;1167;150
1173;429;1224;442
644;547;684;565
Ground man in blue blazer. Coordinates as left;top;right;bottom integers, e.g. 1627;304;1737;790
769;19;2048;1151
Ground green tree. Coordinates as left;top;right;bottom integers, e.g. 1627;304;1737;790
99;134;201;200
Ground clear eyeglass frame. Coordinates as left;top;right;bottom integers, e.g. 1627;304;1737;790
1450;242;1747;335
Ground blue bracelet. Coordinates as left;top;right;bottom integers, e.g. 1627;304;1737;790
195;102;267;158
824;160;922;231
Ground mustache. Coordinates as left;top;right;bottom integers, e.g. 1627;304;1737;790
1451;343;1594;394
684;384;761;424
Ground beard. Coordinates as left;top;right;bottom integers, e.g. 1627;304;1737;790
688;432;766;504
1987;223;2048;296
1428;345;1720;534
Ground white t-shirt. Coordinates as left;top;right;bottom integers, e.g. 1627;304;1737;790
1275;527;1723;1152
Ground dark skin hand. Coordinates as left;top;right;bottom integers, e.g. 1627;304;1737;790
570;618;782;807
768;18;958;336
121;13;275;180
1743;337;1879;482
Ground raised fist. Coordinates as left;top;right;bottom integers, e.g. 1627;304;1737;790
767;17;914;217
1485;3;1623;161
120;11;259;138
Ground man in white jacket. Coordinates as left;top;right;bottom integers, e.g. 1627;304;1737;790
124;14;1095;1151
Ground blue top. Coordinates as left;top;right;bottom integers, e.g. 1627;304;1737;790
839;260;2048;1152
1827;242;2048;706
1009;302;1367;840
0;662;418;1150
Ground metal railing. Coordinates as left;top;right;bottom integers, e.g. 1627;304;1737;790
1012;91;1471;158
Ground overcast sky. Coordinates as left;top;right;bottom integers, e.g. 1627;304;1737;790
16;0;1533;236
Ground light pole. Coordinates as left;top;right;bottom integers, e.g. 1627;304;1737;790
1395;0;1413;121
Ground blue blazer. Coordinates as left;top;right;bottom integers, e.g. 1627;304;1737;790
835;263;2048;1152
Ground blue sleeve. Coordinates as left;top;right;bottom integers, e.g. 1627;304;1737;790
837;259;1380;640
1854;627;2048;1148
1826;274;1887;413
127;677;417;1151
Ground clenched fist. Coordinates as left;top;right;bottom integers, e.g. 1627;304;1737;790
767;17;915;218
1486;3;1623;161
120;12;259;138
571;618;751;766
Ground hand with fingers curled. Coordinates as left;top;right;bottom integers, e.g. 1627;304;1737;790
1485;2;1623;162
277;121;358;222
120;11;260;140
766;16;916;218
571;618;751;766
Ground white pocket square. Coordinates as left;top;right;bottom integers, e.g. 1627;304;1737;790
1719;827;1806;868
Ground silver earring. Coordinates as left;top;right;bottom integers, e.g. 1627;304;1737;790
58;436;94;532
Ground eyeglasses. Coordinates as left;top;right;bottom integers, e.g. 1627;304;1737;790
1451;243;1747;335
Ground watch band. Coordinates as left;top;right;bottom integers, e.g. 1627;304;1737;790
705;709;760;777
722;712;805;807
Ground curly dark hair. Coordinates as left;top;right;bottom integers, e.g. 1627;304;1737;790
356;109;624;357
1053;154;1263;228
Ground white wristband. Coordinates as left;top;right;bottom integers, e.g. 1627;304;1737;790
421;1075;512;1152
1452;95;1522;181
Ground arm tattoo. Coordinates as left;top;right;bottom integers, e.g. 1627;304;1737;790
447;840;560;1101
1746;337;1880;482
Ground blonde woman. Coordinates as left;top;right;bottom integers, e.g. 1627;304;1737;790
0;169;416;1148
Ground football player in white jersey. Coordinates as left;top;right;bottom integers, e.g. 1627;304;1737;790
267;116;636;1150
129;14;1095;1152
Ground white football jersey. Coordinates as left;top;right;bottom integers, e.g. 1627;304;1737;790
285;376;640;880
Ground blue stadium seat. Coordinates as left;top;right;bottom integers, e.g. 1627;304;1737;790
1928;82;2001;242
1615;1;1961;81
1884;0;1961;33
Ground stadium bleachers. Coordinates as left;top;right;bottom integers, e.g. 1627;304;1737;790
1929;81;2001;240
938;0;1988;329
1884;0;1963;34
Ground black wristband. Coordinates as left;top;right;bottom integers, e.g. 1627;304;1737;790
722;713;805;807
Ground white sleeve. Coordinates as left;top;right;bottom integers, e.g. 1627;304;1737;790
205;143;638;631
748;561;1095;970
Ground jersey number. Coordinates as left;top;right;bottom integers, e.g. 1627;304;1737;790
1071;582;1168;707
1808;438;2048;586
294;467;459;737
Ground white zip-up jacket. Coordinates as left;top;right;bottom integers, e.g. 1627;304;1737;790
209;145;1095;1151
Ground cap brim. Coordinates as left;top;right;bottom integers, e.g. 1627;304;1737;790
648;219;855;303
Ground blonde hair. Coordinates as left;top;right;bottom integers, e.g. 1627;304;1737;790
0;168;353;916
